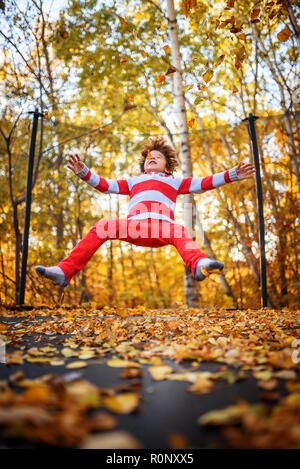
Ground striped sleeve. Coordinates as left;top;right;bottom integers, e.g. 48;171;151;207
177;167;239;195
75;164;130;195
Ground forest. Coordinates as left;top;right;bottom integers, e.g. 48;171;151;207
0;0;299;309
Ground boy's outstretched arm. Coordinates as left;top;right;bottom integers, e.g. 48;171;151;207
177;162;256;194
67;153;130;195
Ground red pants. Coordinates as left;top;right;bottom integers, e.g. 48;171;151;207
58;218;207;283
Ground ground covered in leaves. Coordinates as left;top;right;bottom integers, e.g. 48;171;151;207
0;304;299;449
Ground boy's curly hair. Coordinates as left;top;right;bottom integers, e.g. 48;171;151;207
139;136;179;175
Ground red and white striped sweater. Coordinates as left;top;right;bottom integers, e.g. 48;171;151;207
76;164;240;224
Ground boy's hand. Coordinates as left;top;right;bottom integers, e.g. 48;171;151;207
236;162;256;180
67;154;85;175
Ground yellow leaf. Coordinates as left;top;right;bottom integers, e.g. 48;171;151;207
80;430;142;449
148;365;173;380
253;369;273;381
187;376;213;394
66;361;88;369
202;69;213;83
198;403;248;425
107;358;140;368
257;379;278;390
78;351;96;359
183;84;194;91
103;393;140;414
21;384;49;404
66;380;101;407
61;347;77;358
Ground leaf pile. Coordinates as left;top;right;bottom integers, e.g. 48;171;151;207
0;305;299;448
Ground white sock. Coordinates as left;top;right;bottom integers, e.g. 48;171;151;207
35;265;68;287
194;258;224;281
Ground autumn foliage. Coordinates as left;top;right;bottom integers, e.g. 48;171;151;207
0;0;299;310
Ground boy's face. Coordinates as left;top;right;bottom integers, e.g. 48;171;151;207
144;150;167;174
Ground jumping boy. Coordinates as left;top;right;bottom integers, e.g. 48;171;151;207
35;137;256;287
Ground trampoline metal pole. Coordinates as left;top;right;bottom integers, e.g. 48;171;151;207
244;113;268;308
17;108;40;306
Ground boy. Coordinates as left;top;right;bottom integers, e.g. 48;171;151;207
35;137;255;287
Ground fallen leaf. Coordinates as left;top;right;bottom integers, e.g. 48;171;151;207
198;403;248;425
66;361;88;369
80;430;143;449
102;393;140;414
148;365;173;380
187;376;213;394
257;379;278;391
107;358;140;368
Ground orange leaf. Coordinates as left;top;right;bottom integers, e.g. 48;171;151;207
60;30;69;39
126;92;134;102
187;118;195;128
156;75;166;83
117;15;128;28
182;0;197;18
237;33;247;41
251;8;260;21
225;0;235;9
277;27;292;42
233;86;238;93
120;57;127;65
215;54;225;67
163;45;171;53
